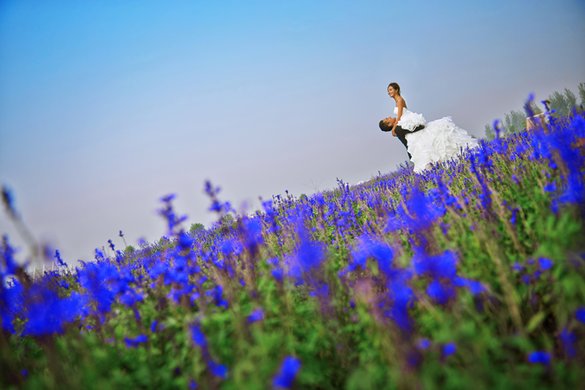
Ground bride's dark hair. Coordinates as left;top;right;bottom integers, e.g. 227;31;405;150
387;82;401;95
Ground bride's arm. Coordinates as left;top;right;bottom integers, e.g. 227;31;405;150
391;99;406;134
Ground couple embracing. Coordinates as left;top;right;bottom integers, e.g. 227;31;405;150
380;82;479;173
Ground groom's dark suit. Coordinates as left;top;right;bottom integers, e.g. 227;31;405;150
379;119;425;160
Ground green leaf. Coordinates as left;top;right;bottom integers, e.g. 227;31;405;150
526;311;546;333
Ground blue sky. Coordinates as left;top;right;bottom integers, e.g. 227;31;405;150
1;0;584;264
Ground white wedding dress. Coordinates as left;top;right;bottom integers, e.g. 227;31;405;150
395;107;479;173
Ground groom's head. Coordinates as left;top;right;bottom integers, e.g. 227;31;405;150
379;117;395;132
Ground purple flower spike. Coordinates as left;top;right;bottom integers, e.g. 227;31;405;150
528;351;551;365
160;194;176;203
273;356;302;389
54;250;67;267
1;186;16;217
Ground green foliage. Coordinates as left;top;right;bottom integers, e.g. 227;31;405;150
578;82;585;109
189;223;205;235
484;124;495;141
503;109;527;134
483;82;582;138
549;88;577;118
124;245;135;255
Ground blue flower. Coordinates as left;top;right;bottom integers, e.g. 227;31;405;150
244;218;264;248
492;119;502;138
160;194;176;203
221;238;237;256
509;208;518;225
247;308;265;323
309;282;330;300
77;262;118;315
442;342;457;358
94;248;105;261
386;288;416;333
22;287;83;336
342;235;395;277
1;186;17;217
523;93;536;118
295;233;326;273
1;235;20;276
427;280;456;305
538;257;554;271
158;194;188;236
560;328;576;359
150;320;159;333
575;307;585;324
54;250;67;267
271;267;284;283
528;351;551;365
178;231;194;250
414;250;457;279
554;173;585;209
190;324;207;347
386;185;446;233
417;338;431;350
212;285;229;309
273;356;301;389
454;277;486;296
118;289;144;307
209;360;228;379
124;334;148;348
58;279;70;290
369;241;394;277
544;182;556;192
512;262;524;272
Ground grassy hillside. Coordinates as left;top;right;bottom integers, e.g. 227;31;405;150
1;110;585;389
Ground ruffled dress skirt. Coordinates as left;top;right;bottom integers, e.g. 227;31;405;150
405;116;479;173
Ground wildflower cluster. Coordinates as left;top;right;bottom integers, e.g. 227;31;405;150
1;105;585;388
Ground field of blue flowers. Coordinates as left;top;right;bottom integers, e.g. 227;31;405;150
1;104;585;389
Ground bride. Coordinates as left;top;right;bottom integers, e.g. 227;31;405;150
383;82;479;173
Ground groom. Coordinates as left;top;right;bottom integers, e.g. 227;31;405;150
379;117;425;160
